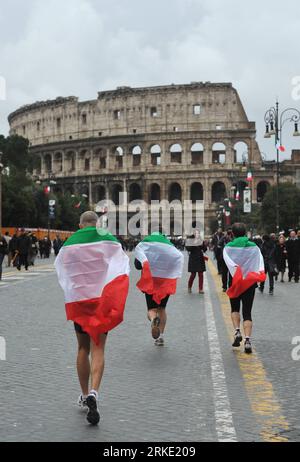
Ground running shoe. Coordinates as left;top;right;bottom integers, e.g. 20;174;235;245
151;317;161;340
232;330;243;347
77;394;88;410
154;337;164;346
244;339;253;354
86;392;100;425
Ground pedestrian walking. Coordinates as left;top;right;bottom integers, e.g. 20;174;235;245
55;211;130;426
16;229;31;271
219;228;233;292
4;232;11;267
134;232;184;346
0;233;8;280
275;235;288;282
286;230;300;283
28;233;38;266
259;234;277;295
223;223;266;354
53;235;63;256
9;233;19;267
185;229;207;294
211;228;224;274
43;237;52;258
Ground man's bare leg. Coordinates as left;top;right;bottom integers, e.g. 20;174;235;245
157;308;167;334
90;333;107;392
86;333;107;426
76;332;90;396
148;308;160;339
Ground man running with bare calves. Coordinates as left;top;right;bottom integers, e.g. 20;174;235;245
55;211;130;425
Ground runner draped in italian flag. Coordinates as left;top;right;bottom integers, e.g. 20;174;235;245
223;236;266;299
55;227;130;344
135;233;184;304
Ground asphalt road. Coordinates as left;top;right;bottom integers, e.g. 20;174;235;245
0;253;299;442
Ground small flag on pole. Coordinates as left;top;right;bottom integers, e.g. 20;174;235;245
247;172;253;182
74;202;82;209
276;141;285;152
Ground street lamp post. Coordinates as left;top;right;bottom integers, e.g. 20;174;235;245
264;100;300;232
0;151;3;232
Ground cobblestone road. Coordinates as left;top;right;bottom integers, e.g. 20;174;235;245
0;253;299;442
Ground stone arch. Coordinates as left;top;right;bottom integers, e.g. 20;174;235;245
66;151;76;172
191;142;204;165
170;143;182;163
129;183;142;201
114;146;124;168
35;156;42;174
44;154;52;173
94;148;106;170
150;144;161;166
191;182;204;203
54;152;63;172
257;181;270;202
169;182;182;202
233;141;249;164
212;142;226;164
149;183;161;202
212;181;226;203
111;184;123;205
95;185;106;202
132;145;142;167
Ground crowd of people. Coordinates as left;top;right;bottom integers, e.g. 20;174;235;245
210;227;300;295
0;229;66;278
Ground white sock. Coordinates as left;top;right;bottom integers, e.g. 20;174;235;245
89;389;99;400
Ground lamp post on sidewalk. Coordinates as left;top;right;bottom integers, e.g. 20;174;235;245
264;100;300;232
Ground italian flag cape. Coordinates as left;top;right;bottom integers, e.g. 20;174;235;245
135;233;184;304
223;236;266;299
55;227;130;344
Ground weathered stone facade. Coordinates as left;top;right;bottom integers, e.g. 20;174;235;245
9;82;299;234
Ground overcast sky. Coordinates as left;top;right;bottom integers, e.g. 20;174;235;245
1;0;300;160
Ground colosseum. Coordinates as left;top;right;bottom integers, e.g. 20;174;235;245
8;82;300;235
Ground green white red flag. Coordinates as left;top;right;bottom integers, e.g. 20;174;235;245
223;237;266;298
55;227;130;344
135;233;184;304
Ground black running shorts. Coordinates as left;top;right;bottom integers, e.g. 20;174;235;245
74;323;108;336
145;293;170;310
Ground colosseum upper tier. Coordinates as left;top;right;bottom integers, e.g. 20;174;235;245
8;82;282;234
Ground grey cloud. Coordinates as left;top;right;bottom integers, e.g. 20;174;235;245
1;0;300;160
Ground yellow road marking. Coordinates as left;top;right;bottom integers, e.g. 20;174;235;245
208;259;289;442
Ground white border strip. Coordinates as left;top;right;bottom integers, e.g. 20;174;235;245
204;278;237;442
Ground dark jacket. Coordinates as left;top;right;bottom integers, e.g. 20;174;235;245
286;238;300;263
261;240;276;273
17;234;32;255
275;243;287;272
9;235;19;253
0;237;8;256
186;240;207;273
